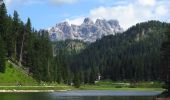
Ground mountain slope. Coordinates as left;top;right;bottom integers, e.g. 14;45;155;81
70;20;169;83
53;40;87;56
48;18;123;42
0;61;37;86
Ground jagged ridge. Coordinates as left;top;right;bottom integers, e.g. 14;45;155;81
48;18;123;42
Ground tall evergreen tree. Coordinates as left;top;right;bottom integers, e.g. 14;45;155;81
11;10;20;59
19;18;32;66
0;2;7;45
6;15;13;58
73;72;81;88
0;36;6;72
0;2;7;73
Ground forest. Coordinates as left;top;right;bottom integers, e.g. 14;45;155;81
0;2;170;92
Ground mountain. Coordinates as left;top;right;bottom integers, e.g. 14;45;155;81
48;18;123;42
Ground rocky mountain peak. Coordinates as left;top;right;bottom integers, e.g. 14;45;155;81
108;20;119;28
57;21;70;27
0;0;3;5
83;17;94;25
48;17;123;42
95;19;107;26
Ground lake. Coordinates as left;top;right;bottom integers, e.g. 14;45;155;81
0;90;161;100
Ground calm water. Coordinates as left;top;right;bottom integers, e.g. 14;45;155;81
0;90;161;100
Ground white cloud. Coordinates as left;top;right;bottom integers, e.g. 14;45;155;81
138;0;155;6
65;17;84;25
51;0;78;5
5;0;12;5
5;0;80;7
89;5;138;30
4;0;45;6
67;0;170;30
155;5;168;16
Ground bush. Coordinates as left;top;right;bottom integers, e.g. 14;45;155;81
128;84;136;88
115;85;122;88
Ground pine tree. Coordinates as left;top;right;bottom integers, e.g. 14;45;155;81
12;10;20;59
6;15;13;58
0;2;7;45
0;2;7;72
0;36;6;73
73;72;81;88
19;18;32;66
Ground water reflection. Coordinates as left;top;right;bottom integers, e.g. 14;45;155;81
0;90;161;100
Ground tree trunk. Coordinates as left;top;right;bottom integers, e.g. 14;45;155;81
19;32;25;66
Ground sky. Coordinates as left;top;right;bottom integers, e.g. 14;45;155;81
4;0;170;30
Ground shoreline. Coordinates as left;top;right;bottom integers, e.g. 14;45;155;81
0;88;163;93
0;90;55;93
155;98;170;100
0;84;164;93
0;89;70;93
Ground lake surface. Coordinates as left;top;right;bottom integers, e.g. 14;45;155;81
0;90;161;100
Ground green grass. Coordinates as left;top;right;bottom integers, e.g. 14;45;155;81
0;61;74;91
0;61;37;86
80;85;163;91
79;80;164;91
96;80;162;88
0;86;73;90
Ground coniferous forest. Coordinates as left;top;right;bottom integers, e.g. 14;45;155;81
0;1;170;92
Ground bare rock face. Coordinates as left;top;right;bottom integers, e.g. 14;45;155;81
0;0;3;5
48;18;123;42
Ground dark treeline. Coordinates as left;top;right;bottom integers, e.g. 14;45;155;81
70;21;169;84
161;26;170;94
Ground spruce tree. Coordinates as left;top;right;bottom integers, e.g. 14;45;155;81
0;2;7;72
0;36;6;73
12;10;20;59
6;15;13;58
0;2;7;45
73;72;81;88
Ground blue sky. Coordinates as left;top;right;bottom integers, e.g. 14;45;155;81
4;0;170;30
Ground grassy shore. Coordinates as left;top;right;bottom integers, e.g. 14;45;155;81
80;85;163;91
0;86;163;93
0;86;72;91
0;81;164;92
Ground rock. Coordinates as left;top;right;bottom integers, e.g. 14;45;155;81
155;98;170;100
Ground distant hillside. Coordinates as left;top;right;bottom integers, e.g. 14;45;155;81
52;40;87;56
0;61;37;86
70;21;169;83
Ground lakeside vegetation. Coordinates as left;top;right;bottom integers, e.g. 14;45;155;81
80;81;163;91
0;81;163;91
